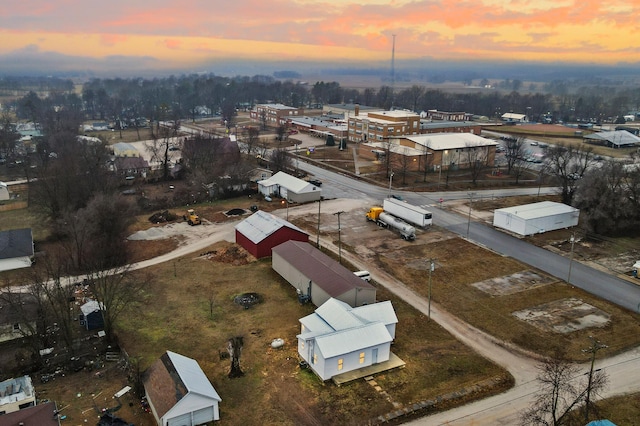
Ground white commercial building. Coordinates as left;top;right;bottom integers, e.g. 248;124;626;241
493;201;579;236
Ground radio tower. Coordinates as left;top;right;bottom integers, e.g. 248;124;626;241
391;34;396;109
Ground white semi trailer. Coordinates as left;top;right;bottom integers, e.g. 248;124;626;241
383;198;433;228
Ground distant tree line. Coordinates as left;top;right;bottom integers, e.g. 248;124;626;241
4;73;640;130
1;73;639;241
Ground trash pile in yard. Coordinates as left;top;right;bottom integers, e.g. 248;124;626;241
148;210;177;223
201;243;253;265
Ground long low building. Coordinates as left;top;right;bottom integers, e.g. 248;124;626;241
493;201;579;236
272;240;376;307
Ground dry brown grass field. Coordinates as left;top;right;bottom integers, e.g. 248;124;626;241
113;241;510;425
375;236;640;360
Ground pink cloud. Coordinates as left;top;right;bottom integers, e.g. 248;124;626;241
162;38;182;50
1;0;639;63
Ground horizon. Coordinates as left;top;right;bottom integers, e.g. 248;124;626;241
2;1;640;78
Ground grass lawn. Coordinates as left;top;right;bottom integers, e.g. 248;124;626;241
116;241;511;425
374;236;640;362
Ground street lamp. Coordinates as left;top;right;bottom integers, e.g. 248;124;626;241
427;259;435;319
466;191;475;239
567;232;576;283
333;211;345;264
388;171;394;198
281;199;289;220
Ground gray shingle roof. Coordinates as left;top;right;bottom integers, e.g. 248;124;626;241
0;228;34;260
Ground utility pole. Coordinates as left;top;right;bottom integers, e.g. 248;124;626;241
316;198;321;249
583;336;607;423
428;259;435;319
333;211;345;264
466;191;475;239
567;232;576;283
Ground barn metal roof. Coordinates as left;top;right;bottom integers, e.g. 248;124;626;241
406;132;498;150
272;241;374;297
80;299;103;316
144;351;220;421
297;297;397;357
166;351;221;401
315;322;392;358
495;201;578;220
315;298;364;330
257;171;318;194
352;301;398;327
584;130;640;147
235;210;307;244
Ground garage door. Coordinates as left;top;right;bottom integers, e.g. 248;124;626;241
192;406;214;425
167;412;191;426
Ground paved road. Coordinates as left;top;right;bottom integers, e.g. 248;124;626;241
296;160;640;313
288;204;640;425
290;160;640;422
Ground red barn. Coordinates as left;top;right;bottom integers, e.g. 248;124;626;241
235;210;308;259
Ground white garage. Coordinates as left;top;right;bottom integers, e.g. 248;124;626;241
143;351;221;425
493;201;579;236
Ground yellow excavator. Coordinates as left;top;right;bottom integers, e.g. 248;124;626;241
183;209;201;226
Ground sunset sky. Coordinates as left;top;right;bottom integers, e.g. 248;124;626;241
1;0;639;73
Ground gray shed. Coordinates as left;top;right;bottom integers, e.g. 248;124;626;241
493;201;579;236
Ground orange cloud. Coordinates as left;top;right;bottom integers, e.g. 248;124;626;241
1;0;640;67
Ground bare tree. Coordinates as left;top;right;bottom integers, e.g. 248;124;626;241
269;146;293;173
420;139;433;182
381;138;394;179
181;134;241;193
259;110;268;131
511;156;534;185
395;148;413;185
504;137;528;175
31;131;113;220
465;144;489;185
30;259;78;353
545;143;595;205
0;290;45;368
520;352;607;426
573;160;640;235
276;124;287;142
86;265;145;342
244;126;260;156
57;193;134;271
0;113;19;159
147;122;179;181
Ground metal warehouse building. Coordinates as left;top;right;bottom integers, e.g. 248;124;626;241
493;201;579;236
272;240;376;307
